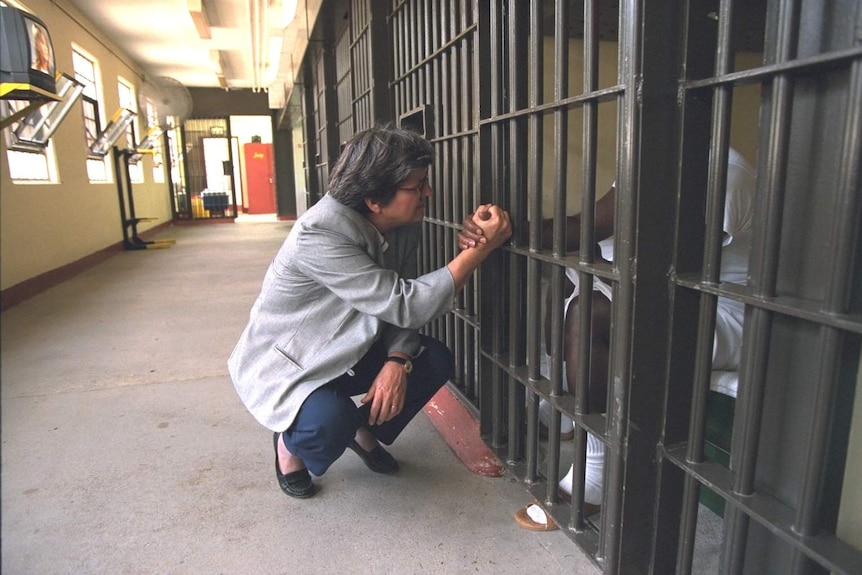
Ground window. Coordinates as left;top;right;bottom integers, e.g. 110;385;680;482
1;99;58;182
2;140;57;181
142;98;165;182
72;46;110;182
118;77;142;183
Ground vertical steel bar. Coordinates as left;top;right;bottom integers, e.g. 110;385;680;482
403;0;410;107
430;0;442;331
396;1;403;104
551;0;569;259
438;0;446;342
544;0;569;506
485;0;504;446
456;0;471;398
469;0;486;407
445;0;457;355
410;0;418;111
788;46;862;575
721;0;800;572
571;0;599;531
678;0;736;572
507;0;527;463
604;0;640;569
451;0;466;386
525;0;544;482
667;0;715;566
467;3;478;379
423;0;431;112
460;0;472;225
436;2;445;343
399;2;407;116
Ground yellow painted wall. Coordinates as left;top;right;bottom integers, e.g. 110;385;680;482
539;40;762;218
838;361;862;548
1;0;172;291
537;38;618;219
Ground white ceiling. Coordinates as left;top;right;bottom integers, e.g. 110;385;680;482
63;0;310;106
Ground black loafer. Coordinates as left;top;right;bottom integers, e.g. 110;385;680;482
273;432;315;498
347;439;400;474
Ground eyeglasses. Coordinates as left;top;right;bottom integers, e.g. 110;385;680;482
398;176;430;194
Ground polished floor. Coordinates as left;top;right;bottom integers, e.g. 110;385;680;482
1;222;600;575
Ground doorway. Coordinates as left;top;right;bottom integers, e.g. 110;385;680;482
176;116;275;220
230;115;276;219
180;118;234;219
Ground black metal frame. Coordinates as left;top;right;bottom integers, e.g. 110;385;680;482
111;146;174;250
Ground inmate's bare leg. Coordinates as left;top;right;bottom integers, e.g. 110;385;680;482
526;280;612;525
563;290;612;413
558;290;611;508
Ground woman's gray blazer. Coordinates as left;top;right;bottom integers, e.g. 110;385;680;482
228;194;456;432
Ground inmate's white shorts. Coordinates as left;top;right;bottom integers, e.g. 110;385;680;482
562;241;744;372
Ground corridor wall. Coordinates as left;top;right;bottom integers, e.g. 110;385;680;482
1;0;171;298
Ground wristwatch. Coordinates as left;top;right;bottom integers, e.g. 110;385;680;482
386;355;413;374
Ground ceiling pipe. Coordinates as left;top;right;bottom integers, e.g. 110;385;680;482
249;0;268;91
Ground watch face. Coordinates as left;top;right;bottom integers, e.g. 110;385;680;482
388;356;413;374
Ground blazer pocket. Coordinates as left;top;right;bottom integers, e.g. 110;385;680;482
274;308;356;371
273;345;302;370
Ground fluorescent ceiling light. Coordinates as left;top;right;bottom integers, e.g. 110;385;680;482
188;0;211;39
284;0;297;25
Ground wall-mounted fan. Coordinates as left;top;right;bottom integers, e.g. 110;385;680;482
138;76;192;130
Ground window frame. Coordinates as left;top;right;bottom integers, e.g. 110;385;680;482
117;76;143;183
142;98;165;182
72;44;111;183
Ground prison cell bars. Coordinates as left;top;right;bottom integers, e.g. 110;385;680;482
476;0;633;568
307;2;645;568
348;0;391;132
662;0;862;573
349;1;365;132
676;0;739;571
303;1;862;572
389;0;484;410
334;24;353;144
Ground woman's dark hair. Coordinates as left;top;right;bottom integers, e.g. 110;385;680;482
328;125;433;213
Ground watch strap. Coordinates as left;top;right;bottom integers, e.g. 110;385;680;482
386;356;412;373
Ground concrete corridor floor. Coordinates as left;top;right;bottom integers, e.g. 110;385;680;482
1;222;600;575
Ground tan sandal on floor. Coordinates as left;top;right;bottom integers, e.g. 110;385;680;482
514;500;559;531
